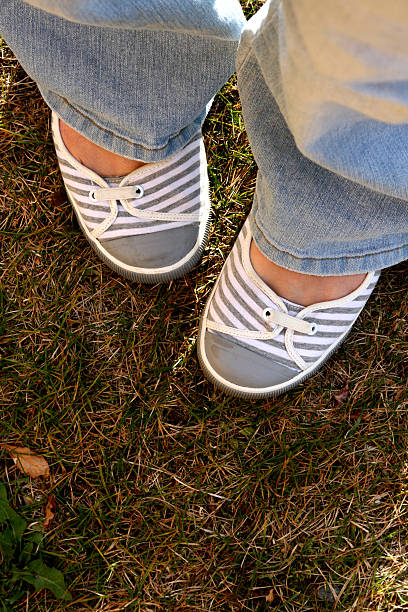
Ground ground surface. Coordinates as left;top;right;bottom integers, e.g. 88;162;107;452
1;2;408;610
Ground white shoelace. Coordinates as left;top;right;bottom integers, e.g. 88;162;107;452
90;185;203;226
206;309;316;339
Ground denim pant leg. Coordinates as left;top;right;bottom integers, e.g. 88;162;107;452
0;0;245;161
238;0;408;275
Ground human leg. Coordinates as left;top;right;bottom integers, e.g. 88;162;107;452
198;0;408;397
1;0;246;281
1;0;245;161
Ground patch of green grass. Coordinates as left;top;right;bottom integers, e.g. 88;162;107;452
2;3;408;610
0;484;71;608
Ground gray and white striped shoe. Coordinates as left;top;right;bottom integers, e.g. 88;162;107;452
198;219;380;399
51;112;211;283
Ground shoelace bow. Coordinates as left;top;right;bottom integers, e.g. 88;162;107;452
206;307;316;339
89;183;202;227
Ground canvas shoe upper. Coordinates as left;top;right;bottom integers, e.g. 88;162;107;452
52;112;211;282
198;219;380;398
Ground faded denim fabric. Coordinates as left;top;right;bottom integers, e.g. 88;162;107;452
2;0;408;274
0;0;245;160
22;0;245;40
237;0;408;274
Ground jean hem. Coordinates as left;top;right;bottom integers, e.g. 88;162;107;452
250;212;408;275
42;89;206;162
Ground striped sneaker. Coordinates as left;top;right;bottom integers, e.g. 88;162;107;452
51;112;211;283
198;219;380;399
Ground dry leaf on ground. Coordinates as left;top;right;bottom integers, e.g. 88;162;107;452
266;589;274;603
48;188;66;207
333;383;349;405
44;494;57;529
5;445;50;478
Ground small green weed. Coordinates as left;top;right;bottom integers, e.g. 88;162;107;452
0;484;71;610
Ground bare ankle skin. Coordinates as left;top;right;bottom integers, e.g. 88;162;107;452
59;119;146;177
250;240;366;306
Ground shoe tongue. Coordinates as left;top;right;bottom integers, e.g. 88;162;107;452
281;297;304;316
103;175;125;186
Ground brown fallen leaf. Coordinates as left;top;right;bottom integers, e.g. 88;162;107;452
44;495;57;530
333;383;349;405
6;446;50;479
266;589;274;603
22;495;35;506
49;189;66;207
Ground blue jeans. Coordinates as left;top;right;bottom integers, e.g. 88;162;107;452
2;0;408;275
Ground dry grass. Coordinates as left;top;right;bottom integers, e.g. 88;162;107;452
2;4;408;610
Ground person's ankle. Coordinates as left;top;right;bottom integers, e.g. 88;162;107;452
59;119;146;177
249;240;366;307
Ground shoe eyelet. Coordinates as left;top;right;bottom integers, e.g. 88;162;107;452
133;185;144;199
262;308;272;320
89;190;97;201
309;323;318;336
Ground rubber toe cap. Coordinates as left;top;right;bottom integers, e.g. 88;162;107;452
202;331;300;389
101;224;198;269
